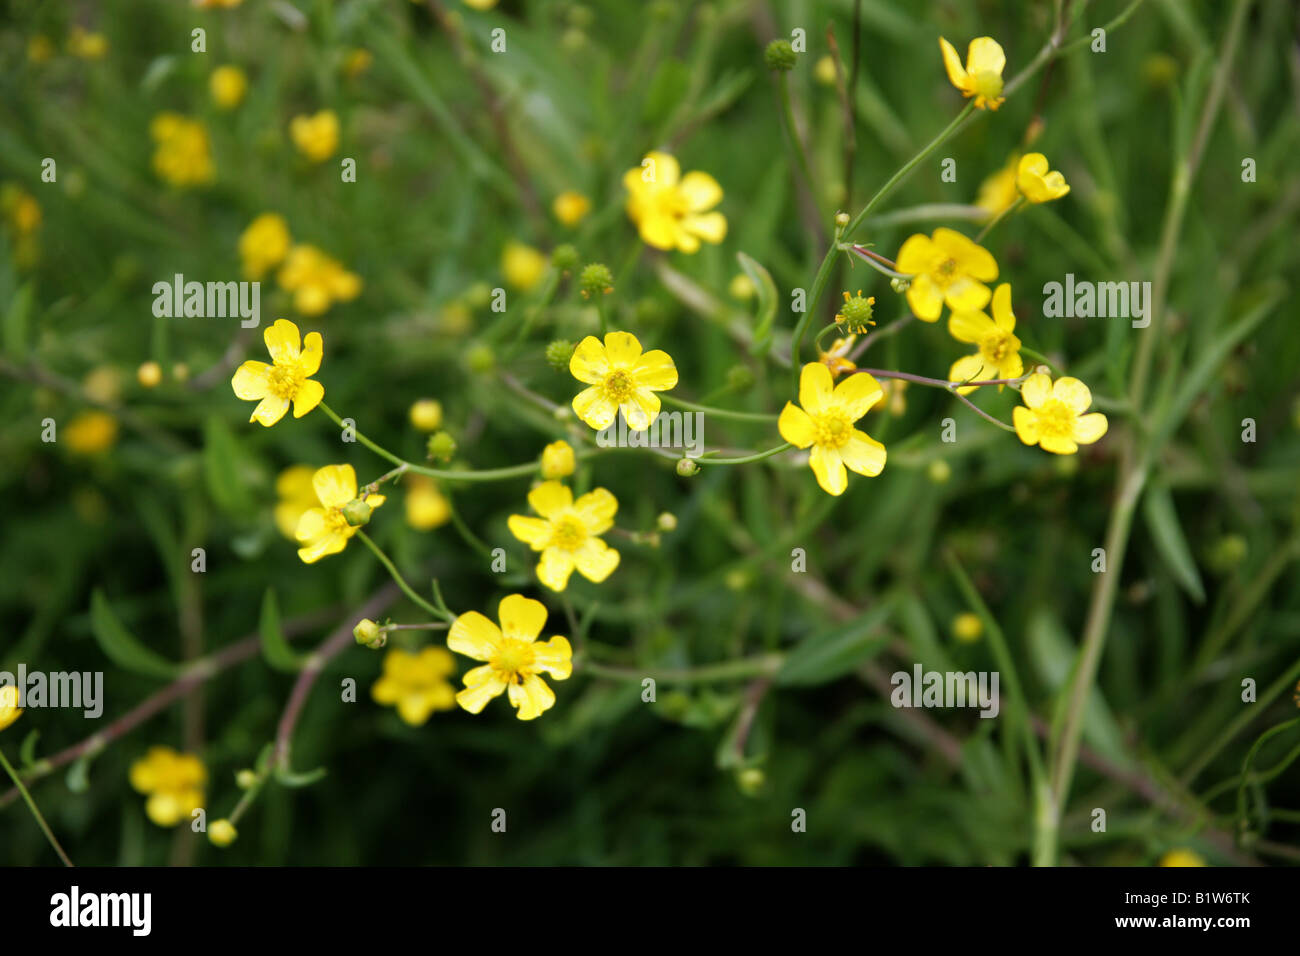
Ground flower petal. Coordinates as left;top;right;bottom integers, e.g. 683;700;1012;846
841;429;887;477
938;37;969;88
798;361;835;416
1052;376;1093;414
1040;433;1078;455
456;674;507;714
944;276;992;313
264;318;302;365
296;529;347;564
948;309;995;344
990;283;1015;331
292;379;324;418
497;593;548;641
312;464;357;509
1020;372;1051;409
527;480;573;519
507;515;551;550
682;211;727;244
949;352;992;395
622;388;661;430
641;151;680;187
896;233;937;274
533;636;572;680
832;371;884;420
231;361;271;399
1072;412;1109;444
573;537;620;583
603;331;643;368
905;274;945;321
966;37;1005;77
632;349;678;391
933;227;998;281
298;331;324;376
809;444;847;496
573;385;617;430
778;402;816;448
508;674;556;720
537;547;576;592
573;487;618;533
1012;405;1040;446
448;610;502;661
249;394;290;427
569;336;610;384
679;171;722;211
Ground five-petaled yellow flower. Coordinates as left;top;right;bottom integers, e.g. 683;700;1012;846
129;747;207;828
779;363;887;496
0;685;22;732
1017;152;1070;203
948;283;1023;394
274;464;320;539
508;481;620;592
896;227;998;322
1013;373;1109;455
623;151;727;253
372;647;457;725
569;331;677;431
447;594;572;720
277;244;362;316
939;36;1006;110
295;464;387;563
231;319;325;426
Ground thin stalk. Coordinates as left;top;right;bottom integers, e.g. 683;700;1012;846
0;747;74;867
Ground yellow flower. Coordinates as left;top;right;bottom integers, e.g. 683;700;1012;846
209;65;248;109
462;0;499;9
68;26;108;60
408;398;444;431
818;335;857;378
149;113;215;187
231;319;325;426
27;35;55;63
129;747;207;828
938;36;1006;110
623;151;727;253
294;464;387;563
1012;373;1109;455
729;274;756;300
404;476;451;531
447;594;572;720
947;283;1023;394
342;48;373;78
975;154;1020;219
569;331;678;431
1017;152;1070;203
779;363;887;496
0;685;22;732
895;227;998;322
238;213;291;281
1159;848;1207;867
814;55;838;86
508;481;620;592
289;110;339;163
552;190;591;226
1;184;42;237
540;440;576;480
372;647;457;725
872;379;909;417
952;612;983;643
209;819;238;847
65;411;119;455
274;464;320;539
277;244;362;315
501;240;547;291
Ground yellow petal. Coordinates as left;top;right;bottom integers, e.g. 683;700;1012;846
508;515;551;549
944;276;992;313
641;151;680;187
947;309;994;344
1073;412;1109;444
679;171;722;210
997;351;1024;383
990;283;1015;331
809;444;847;496
298;331;324;376
966;37;1006;77
798;361;835;416
895;233;937;274
573;487;618;533
905;274;945;321
949;353;991;395
636;211;680;250
249;394;290;426
527;480;573;519
840;429;887;477
573;385;618;430
1020;373;1051;409
938;37;969;88
371;674;401;705
456;674;507;714
603;331;643;368
1013;405;1040;445
1052;376;1093;414
682;211;727;244
1040;433;1078;455
572;537;620;583
622;388;661;430
497;593;548;641
264;318;302;365
570;335;610;384
633;349;678;390
448;610;502;661
292;379;324;418
778;402;816;448
396;693;435;726
933;227;998;280
533;636;573;680
312;464;358;509
537;547;575;591
231;360;271;399
831;371;884;420
296;530;347;564
508;673;556;720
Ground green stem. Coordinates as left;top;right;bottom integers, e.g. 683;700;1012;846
974;196;1025;244
777;72;821;217
356;531;449;621
1018;346;1061;374
660;394;777;422
698;443;792;466
0;746;74;867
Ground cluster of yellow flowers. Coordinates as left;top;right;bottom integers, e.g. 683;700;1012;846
149;113;215;188
238;213;361;315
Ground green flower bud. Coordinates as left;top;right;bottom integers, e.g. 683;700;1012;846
890;276;910;294
427;431;457;462
354;618;381;645
466;343;495;375
764;39;796;72
463;282;492;310
726;364;756;392
235;769;258;790
551;244;579;273
579;262;614;299
736;767;766;796
836;291;876;332
546;339;576;371
342;498;372;527
676;458;699;477
656;512;678;532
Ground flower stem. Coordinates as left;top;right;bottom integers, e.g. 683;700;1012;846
698;442;792;466
0;746;74;867
974;196;1025;244
660;393;777;422
355;531;450;621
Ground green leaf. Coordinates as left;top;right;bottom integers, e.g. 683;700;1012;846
202;415;254;516
19;728;40;768
260;589;306;672
736;252;777;355
1142;483;1206;604
3;281;33;358
275;764;327;788
641;58;691;126
90;590;179;679
776;603;892;686
66;755;91;794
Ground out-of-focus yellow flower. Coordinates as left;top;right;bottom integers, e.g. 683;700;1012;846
508;481;620;592
729;274;755;300
129;747;207;828
289;110;339;163
501;240;547;291
404;476;451;531
623;151;726;253
68;26;108;60
137;361;163;388
872;378;909;416
1012;373;1109;455
277;244;361;315
975;154;1020;219
814;55;838;86
1159;848;1207;867
209;819;238;846
294;464;386;563
342;48;373;78
408;399;444;432
447;594;572;720
1017;152;1070;203
948;283;1023;394
209;65;248;109
82;366;121;404
238;213;292;281
938;36;1005;110
372;647;457;725
540;440;576;480
462;0;499;9
779;363;886;496
0;685;22;732
1;184;42;237
818;335;857;378
149;113;215;187
27;35;55;63
65;411;118;455
274;464;320;539
194;0;244;7
552;190;591;226
895;227;998;322
952;612;983;643
231;319;324;426
569;331;678;431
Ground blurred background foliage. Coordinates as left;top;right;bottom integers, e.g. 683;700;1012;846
1;0;1298;865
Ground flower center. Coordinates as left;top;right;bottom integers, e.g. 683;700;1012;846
972;71;1003;101
1034;399;1075;440
980;333;1010;363
267;364;304;399
812;412;853;450
603;369;635;404
549;515;588;552
492;638;536;681
935;257;958;282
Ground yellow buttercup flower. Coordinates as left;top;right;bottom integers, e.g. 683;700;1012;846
1017;152;1070;203
372;647;457;725
447;594;572;720
552;190;591;226
895;227;998;322
0;685;22;732
779;363;887;496
501;240;547;292
149;113;215;187
939;36;1006;110
210;65;248;109
540;440;576;480
818;335;857;378
569;331;678;431
1159;848;1207;867
289;110;339;163
129;747;207;828
508;481;620;592
947;283;1023;394
294;464;387;563
274;464;320;539
1012;373;1109;455
277;244;362;315
623;151;727;253
404;475;451;531
68;26;108;60
231;319;324;426
238;213;291;280
975;154;1020;219
64;411;119;455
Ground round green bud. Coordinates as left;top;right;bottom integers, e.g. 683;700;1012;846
235;769;258;790
927;459;952;484
1208;534;1248;574
546;339;575;371
676;458;699;477
342;498;372;527
579;262;614;299
463;282;492;310
726;364;756;392
834;211;850;229
427;431;457;462
656;512;678;533
736;767;766;796
551;244;579;273
837;292;876;332
764;39;797;72
353;618;381;645
466;343;495;374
